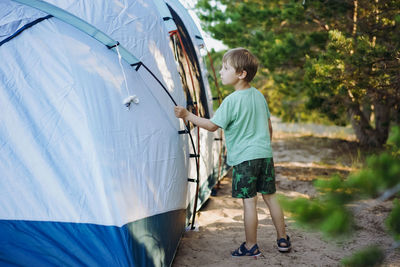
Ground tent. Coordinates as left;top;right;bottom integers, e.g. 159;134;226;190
0;0;227;266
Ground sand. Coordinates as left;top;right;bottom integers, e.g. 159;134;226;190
172;129;400;267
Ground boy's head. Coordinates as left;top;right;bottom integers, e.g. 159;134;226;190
222;48;258;83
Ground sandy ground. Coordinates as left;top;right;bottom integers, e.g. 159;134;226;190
172;126;400;266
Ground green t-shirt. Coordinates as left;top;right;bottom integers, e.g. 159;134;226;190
210;87;272;166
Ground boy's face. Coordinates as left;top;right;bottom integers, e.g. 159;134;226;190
219;61;240;86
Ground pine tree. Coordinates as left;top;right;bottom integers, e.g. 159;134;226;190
197;0;400;146
279;126;400;265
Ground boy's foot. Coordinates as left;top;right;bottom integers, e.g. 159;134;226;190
231;242;262;257
277;235;291;253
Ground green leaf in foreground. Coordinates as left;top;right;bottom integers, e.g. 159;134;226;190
386;199;400;241
340;245;384;267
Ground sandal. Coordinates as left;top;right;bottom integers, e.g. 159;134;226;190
231;242;262;257
277;235;291;252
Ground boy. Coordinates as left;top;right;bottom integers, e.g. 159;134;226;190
174;48;291;256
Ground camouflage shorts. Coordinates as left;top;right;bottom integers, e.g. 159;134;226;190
232;158;276;199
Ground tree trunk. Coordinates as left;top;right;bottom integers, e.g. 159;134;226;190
393;104;400;125
347;104;376;147
374;100;391;145
348;100;391;147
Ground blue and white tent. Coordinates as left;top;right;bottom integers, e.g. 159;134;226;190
0;0;226;266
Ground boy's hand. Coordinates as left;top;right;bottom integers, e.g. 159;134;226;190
174;106;189;119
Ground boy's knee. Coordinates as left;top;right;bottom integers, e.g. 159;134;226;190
243;196;257;205
262;193;275;203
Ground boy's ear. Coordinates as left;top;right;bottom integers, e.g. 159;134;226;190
237;70;247;80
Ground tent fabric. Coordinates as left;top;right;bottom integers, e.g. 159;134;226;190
153;0;178;33
0;209;185;266
0;0;47;43
0;0;222;265
12;0;142;66
165;0;224;211
0;15;53;47
0;1;185;226
165;0;206;48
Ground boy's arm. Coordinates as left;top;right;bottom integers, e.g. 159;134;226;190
268;118;273;142
174;106;219;132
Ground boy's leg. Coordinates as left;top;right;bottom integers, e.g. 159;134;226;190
243;196;258;249
232;159;262;253
257;158;288;246
262;193;287;244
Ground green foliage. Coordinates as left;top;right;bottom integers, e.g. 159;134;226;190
386;199;400;241
279;197;325;224
197;0;332;123
348;152;400;197
387;126;400;157
344;126;400;197
340;245;384;267
279;126;400;262
280;187;354;237
197;0;400;145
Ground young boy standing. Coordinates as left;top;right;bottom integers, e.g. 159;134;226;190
174;48;291;256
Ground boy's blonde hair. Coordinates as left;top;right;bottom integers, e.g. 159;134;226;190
222;48;258;83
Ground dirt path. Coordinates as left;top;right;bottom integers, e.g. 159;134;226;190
172;131;399;266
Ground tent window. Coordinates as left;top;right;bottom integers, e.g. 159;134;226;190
167;6;210;119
